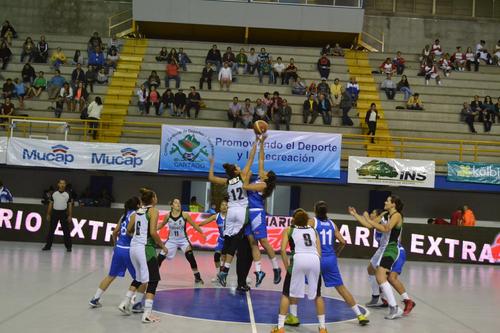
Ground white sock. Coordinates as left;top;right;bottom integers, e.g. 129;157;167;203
122;290;133;305
380;281;397;307
255;260;262;272
135;292;145;303
351;305;362;316
278;314;286;328
94;288;104;300
290;304;298;317
143;299;153;318
368;275;379;296
402;292;410;300
318;314;326;329
271;257;279;269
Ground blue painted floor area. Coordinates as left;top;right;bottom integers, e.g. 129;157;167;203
154;288;364;324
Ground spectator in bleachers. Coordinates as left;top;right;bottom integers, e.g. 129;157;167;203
302;94;318;124
273;57;286;85
53;96;64;118
262;92;272;111
105;48;119;74
451;47;466;71
317;93;332;125
258;57;274;84
365;103;379;143
479;107;493;133
470;95;483;114
317;78;330;98
494;40;500;65
222;47;237;74
71;50;84;66
199;63;214;90
461;102;477;133
317;53;331;79
161;88;175;116
185;86;202;119
47;70;65;99
340;89;353;126
50;47;66;70
85;65;97;93
21;62;35;85
174;89;187;117
424;59;441;85
392;51;405;75
87;96;103;140
13;78;25;109
330;78;342;107
88;46;105;70
59;82;73;113
0;97;14;128
73;81;88;113
177;48;191;71
397;75;412;101
253;98;268;122
406;93;424;110
269;91;283;120
258;47;270;64
465;47;479;71
306;82;318;99
107;35;122;53
147;70;161;90
21;37;36;63
149;85;161;116
420;44;431;63
2;78;15;99
379;57;395;75
332;43;344;57
482;96;495;127
346;76;359;106
1;21;16;45
27;71;47;98
321;44;332;56
87;32;103;54
228;96;242;128
494;97;500;123
166;48;178;64
240;98;254;129
218;61;232;91
166;59;181;89
439;53;452;77
247;48;258;75
156;47;168;62
136;84;149;115
34;36;48;62
71;63;86;88
291;76;307;95
206;44;222;72
430;39;443;58
0;39;12;69
235;48;247;74
284;58;298;85
96;68;108;84
475;40;492;64
0;180;13;203
274;99;291;131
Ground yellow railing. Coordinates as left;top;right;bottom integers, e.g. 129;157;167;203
2;115;500;168
108;9;134;38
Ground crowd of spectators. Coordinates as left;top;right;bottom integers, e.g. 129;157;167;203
461;95;499;133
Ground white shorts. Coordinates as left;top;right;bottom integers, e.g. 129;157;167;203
289;253;321;300
224;206;247;236
161;238;191;259
130;245;149;283
370;246;386;268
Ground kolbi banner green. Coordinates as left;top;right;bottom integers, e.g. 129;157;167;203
447;161;500;185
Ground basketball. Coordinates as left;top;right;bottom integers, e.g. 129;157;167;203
253;120;268;135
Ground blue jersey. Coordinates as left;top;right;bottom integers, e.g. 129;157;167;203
116;210;134;247
314;217;336;257
215;213;225;237
247;180;265;209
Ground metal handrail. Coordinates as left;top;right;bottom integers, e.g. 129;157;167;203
108;9;133;37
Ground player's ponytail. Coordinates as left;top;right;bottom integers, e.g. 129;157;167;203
223;163;237;178
262;171;276;198
314;201;328;220
124;196;140;214
139;188;156;206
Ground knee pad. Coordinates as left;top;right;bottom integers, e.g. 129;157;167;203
146;280;159;295
131;280;142;289
214;252;221;264
185;250;198;269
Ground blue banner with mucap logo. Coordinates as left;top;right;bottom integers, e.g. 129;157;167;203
447;161;500;185
160;125;342;179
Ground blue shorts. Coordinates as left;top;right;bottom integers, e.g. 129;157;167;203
109;246;136;279
320;255;344;287
392;247;406;275
215;237;224;252
244;209;267;240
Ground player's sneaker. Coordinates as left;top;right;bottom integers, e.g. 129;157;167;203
195;276;204;285
318;327;328;333
384;306;403;320
236;285;251;292
375;298;389;308
270;326;285;333
273;268;282;284
403;299;416;315
89;298;102;308
217;271;228;287
142;313;160;323
365;295;380;307
284;313;300;326
131;302;144;313
254;271;266;287
118;301;131;315
357;314;369;326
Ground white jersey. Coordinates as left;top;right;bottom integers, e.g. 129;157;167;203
227;175;248;208
166;211;187;241
130;206;151;247
289;226;319;256
377;216;390;249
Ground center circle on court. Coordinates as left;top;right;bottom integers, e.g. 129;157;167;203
154;288;367;324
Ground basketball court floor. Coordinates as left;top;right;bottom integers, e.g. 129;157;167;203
0;241;498;333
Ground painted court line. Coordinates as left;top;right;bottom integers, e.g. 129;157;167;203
246;291;258;333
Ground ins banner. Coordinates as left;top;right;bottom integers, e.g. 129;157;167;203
160;125;342;179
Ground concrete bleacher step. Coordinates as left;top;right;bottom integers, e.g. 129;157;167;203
113;71;139;79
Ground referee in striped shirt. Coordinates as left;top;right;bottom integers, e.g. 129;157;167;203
42;179;73;252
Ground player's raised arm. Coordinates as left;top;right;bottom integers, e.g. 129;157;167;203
258;134;267;179
208;157;227;185
241;138;259;180
349;206;374;229
184;212;206;239
198;214;217;227
366;210;401;233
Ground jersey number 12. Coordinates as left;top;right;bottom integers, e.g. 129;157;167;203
230;188;244;201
